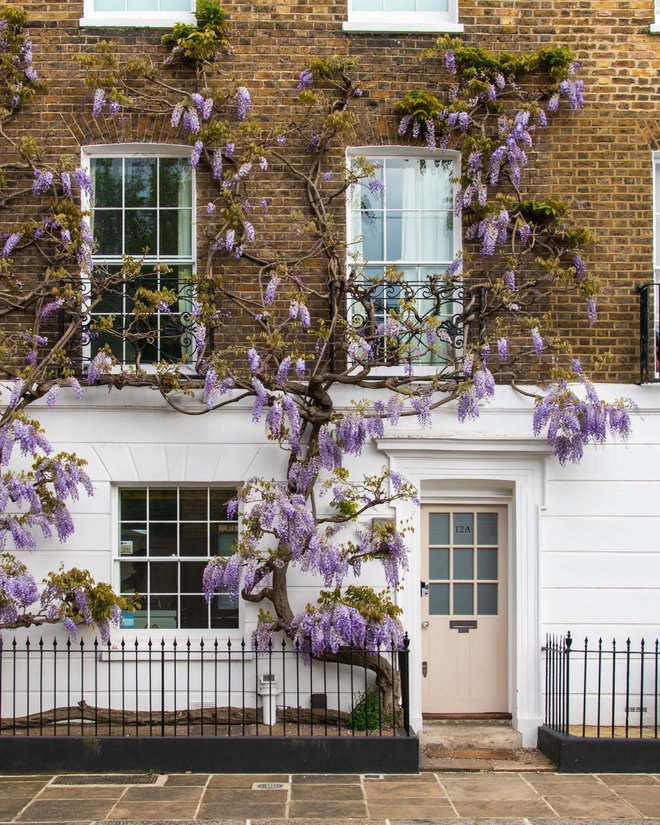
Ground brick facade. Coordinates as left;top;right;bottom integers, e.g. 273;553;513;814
4;0;659;382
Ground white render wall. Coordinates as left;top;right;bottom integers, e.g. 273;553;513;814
9;382;660;744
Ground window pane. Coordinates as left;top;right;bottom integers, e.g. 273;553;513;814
453;513;474;545
120;561;147;594
386;213;417;261
477;512;498;544
216;525;237;556
120;524;147;557
121;489;146;521
160;209;191;256
352;0;383;9
92;158;122;208
385;160;416;210
417;0;449;8
477;583;498;615
211;594;239;629
429;583;449;615
160;158;192;207
180;489;208;521
150;561;178;593
477;547;498;580
93;211;122;255
180;561;207;592
126;0;158;8
384;0;415;10
180;522;208;556
429;513;449;544
429;548;449;580
125;210;157;255
419;158;453;210
358;212;384;261
160;0;192;9
453;583;473;615
149;488;177;520
95;0;125;10
180;595;208;629
453;548;473;580
125;157;156;207
149;596;178;629
149;523;177;556
211;489;236;520
420;213;453;260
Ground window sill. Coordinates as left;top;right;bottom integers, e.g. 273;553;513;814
342;19;464;33
650;21;660;32
80;12;195;27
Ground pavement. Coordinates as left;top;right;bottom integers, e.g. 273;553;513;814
1;772;660;824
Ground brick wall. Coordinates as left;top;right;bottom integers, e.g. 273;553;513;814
4;0;659;383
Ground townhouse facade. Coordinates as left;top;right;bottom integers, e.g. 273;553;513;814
3;0;660;747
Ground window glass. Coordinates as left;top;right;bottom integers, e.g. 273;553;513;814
88;153;195;366
348;154;457;366
118;487;239;630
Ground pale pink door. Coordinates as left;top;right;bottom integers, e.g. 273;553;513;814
421;506;508;715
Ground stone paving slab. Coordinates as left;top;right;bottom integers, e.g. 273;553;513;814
2;773;660;822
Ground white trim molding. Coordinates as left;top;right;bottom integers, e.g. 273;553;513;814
343;0;462;33
80;0;194;28
376;435;553;747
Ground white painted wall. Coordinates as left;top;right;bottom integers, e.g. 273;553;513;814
7;382;660;745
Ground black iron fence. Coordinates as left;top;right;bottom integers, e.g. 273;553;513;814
545;633;660;738
638;283;660;383
0;634;411;739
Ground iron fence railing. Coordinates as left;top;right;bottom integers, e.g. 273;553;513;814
638;283;660;383
545;632;660;738
0;634;410;738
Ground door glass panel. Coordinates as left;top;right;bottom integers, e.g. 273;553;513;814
429;583;449;615
453;548;473;580
429;548;449;579
453;583;473;615
477;547;498;580
477;512;498;544
477;583;498;615
429;513;449;545
453;513;474;545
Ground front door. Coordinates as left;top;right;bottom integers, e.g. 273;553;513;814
421;506;508;714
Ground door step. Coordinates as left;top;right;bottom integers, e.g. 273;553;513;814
421;720;522;749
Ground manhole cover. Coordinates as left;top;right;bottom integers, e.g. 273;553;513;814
362;774;384;779
252;782;288;790
53;774;160;785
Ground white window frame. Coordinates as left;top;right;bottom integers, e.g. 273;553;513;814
81;143;197;369
651;0;660;32
345;146;462;376
80;0;195;28
343;0;463;33
114;485;241;637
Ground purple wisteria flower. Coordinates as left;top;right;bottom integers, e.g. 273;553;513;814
236;86;252;121
531;327;544;356
297;68;313;90
586;298;597;326
497;337;508;361
92;88;106;117
32;170;53;195
1;232;22;258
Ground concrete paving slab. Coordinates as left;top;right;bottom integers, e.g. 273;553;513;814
163;776;211;786
451;799;557;818
16;799;119;821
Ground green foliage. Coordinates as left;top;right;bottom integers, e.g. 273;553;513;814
161;1;230;67
513;197;568;225
345;688;393;731
394;89;442;122
318;587;402;623
44;565;133;625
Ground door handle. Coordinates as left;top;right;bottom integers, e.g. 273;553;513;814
422;620;430;629
420;580;429;597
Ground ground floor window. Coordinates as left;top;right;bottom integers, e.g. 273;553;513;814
118;486;238;630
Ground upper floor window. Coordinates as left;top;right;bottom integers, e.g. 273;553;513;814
346;149;461;368
654;152;659;282
343;0;463;33
85;145;196;366
80;0;195;28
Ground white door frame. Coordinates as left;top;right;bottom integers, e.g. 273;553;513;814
376;435;553;747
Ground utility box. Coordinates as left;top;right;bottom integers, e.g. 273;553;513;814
258;674;280;726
